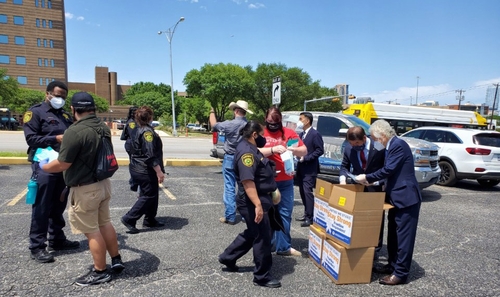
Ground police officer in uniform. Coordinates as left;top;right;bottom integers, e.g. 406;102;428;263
23;81;80;263
218;121;282;288
120;106;138;191
121;106;165;234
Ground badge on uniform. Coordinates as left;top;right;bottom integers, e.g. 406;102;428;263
144;131;154;142
129;122;136;129
241;153;254;167
24;111;33;123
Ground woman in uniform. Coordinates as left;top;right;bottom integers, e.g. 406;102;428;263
120;106;138;191
218;120;282;288
121;106;165;234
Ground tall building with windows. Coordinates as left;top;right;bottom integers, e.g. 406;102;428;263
0;0;67;91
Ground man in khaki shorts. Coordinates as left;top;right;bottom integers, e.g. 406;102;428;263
40;92;124;286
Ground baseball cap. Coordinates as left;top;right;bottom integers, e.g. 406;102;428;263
71;92;95;108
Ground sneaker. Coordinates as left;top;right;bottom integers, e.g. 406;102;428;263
31;249;55;263
276;248;302;257
74;268;112;287
219;217;237;225
111;258;125;273
47;240;80;252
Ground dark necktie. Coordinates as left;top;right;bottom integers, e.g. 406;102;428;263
360;150;367;171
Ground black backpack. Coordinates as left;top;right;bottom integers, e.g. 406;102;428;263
84;124;119;180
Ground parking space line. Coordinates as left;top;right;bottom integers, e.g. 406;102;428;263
160;184;176;200
7;188;28;206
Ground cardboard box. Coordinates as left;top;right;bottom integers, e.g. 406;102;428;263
326;185;385;249
313;179;335;230
308;225;326;268
321;239;375;284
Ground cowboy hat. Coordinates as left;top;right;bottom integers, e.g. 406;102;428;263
228;100;253;114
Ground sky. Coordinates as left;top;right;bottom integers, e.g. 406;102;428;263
64;0;500;107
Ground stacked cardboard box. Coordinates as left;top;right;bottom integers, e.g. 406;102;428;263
308;225;326;269
309;179;387;284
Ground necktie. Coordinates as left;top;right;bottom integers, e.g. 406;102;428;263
360;150;367;171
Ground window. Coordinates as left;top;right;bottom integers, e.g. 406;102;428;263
35;0;39;7
45;78;49;85
14;16;24;25
15;36;25;45
317;116;348;138
50;59;54;67
16;56;26;65
0;0;7;3
41;0;44;8
38;58;42;66
47;0;51;8
13;0;23;4
17;76;28;85
36;18;40;27
39;78;43;85
48;20;52;28
37;38;41;47
444;132;461;144
49;40;53;48
0;35;7;44
0;15;7;24
44;58;48;66
42;19;46;28
43;39;47;47
0;55;9;64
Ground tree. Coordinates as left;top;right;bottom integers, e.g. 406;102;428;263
125;91;170;120
66;90;109;113
120;82;171;105
179;96;211;125
16;89;45;112
183;63;255;121
0;68;20;109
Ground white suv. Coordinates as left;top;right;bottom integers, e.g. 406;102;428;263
402;127;500;187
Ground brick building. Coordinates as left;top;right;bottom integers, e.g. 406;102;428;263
0;0;67;90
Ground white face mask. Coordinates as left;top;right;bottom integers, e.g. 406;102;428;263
50;97;65;109
296;120;304;130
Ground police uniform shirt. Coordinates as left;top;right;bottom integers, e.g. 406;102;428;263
23;101;73;154
120;119;137;153
130;126;165;173
234;139;276;212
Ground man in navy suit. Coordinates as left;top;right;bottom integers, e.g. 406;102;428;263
356;120;422;286
339;126;386;258
295;112;324;227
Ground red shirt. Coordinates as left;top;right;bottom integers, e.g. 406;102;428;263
264;127;304;181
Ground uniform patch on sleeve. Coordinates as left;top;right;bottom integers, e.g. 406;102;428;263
23;111;32;123
241;153;254;167
129;122;136;129
62;113;70;121
144;131;154;142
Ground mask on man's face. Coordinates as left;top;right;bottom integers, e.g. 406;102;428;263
49;97;65;109
296;120;304;130
352;144;365;152
255;134;267;148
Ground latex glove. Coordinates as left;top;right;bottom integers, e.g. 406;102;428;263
299;156;304;163
273;145;287;154
38;158;49;170
355;174;368;185
339;176;347;185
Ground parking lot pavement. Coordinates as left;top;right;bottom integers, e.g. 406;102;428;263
0;165;499;296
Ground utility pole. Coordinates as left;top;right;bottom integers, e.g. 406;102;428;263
456;89;466;110
415;76;420;105
490;83;499;129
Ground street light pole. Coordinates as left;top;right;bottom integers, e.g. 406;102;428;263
415;76;420;105
159;16;185;137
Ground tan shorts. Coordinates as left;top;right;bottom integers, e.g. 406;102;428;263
68;179;112;234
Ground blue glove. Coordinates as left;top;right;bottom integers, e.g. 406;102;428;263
38;158;49;170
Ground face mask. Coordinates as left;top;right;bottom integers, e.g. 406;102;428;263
266;122;282;132
352;144;365;152
50;97;65;109
255;134;267;148
296;121;304;130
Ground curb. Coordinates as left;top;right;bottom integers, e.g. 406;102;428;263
0;157;222;167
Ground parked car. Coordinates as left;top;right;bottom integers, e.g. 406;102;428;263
0;117;19;130
187;123;207;132
151;121;160;127
210;111;441;188
402;127;500;187
113;120;125;130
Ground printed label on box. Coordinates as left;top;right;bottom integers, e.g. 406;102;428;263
308;229;322;265
326;208;353;245
321;241;341;280
338;196;346;206
319;187;325;196
313;197;329;229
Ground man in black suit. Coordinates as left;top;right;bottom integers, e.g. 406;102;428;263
356;120;422;285
295;112;324;227
339;126;386;258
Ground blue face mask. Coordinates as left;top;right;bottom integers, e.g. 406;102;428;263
352;144;365;152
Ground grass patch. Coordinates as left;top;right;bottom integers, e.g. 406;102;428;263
0;151;26;157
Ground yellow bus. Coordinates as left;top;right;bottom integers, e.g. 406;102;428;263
343;102;488;135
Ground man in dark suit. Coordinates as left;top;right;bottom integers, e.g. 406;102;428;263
356;120;422;286
295;112;324;227
339;126;385;260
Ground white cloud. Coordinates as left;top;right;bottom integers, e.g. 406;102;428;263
249;3;265;9
76;16;84;21
65;12;74;19
474;77;500;87
232;0;248;4
191;0;199;2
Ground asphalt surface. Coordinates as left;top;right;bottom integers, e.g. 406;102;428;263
0;165;499;297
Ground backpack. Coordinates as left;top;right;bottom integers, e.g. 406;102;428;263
84;124;119;180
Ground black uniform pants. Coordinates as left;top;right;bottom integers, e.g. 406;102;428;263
296;172;316;221
29;163;68;253
123;169;159;224
219;199;273;283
